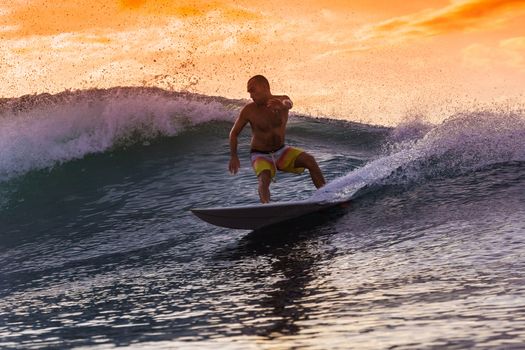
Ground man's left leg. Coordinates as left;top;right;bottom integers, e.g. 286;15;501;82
257;170;272;203
294;152;326;188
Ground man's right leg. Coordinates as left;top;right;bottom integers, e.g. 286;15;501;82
294;152;326;189
258;170;272;203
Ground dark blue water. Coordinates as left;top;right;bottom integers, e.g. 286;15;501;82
1;88;524;349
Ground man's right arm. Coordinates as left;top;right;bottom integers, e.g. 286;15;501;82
229;107;249;175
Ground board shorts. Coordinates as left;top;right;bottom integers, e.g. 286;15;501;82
250;145;305;179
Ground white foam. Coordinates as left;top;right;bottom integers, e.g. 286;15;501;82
0;88;238;181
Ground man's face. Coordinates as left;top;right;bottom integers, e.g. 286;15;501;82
247;81;268;105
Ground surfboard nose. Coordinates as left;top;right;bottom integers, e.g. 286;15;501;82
191;207;282;230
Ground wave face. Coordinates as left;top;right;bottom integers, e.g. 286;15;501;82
0;88;524;349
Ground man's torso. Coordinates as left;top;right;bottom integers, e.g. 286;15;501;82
245;98;288;152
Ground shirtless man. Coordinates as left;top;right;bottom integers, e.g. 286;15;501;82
229;75;326;203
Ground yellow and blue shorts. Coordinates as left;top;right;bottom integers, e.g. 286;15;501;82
250;145;305;179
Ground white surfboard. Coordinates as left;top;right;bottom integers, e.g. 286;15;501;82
191;199;349;230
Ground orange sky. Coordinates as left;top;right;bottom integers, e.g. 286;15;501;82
1;0;524;125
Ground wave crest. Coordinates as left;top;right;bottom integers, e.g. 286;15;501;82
0;87;241;182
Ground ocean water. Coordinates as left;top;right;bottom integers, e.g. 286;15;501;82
0;87;524;349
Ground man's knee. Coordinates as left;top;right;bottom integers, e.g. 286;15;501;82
296;152;317;169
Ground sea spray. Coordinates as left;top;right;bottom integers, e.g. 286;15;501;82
312;109;525;202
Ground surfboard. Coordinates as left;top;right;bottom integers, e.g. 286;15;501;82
191;199;348;230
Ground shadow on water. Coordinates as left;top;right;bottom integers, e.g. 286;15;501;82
214;204;351;338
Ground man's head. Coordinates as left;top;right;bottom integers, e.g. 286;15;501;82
247;75;271;105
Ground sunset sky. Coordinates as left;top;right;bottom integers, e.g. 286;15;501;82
1;0;524;124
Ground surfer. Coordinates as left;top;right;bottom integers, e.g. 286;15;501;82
229;75;326;203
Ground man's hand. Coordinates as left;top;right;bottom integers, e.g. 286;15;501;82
267;98;286;111
229;155;240;175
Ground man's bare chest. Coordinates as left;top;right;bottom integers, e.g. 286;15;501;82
249;111;285;132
